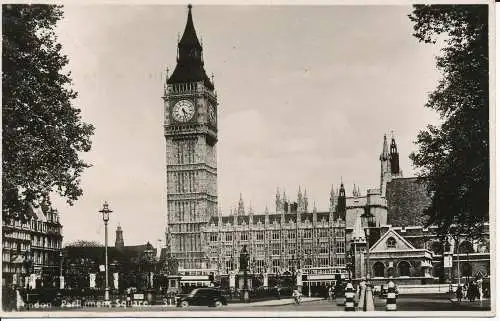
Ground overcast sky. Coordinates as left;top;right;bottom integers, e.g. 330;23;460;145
52;5;442;247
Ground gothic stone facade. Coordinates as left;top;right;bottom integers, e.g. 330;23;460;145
164;6;218;270
364;225;490;286
203;191;348;280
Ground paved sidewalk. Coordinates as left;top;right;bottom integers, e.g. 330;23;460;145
228;297;324;308
449;298;491;307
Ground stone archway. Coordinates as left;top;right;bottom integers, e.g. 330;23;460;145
373;262;385;278
398;261;411;277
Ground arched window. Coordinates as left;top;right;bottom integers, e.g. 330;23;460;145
458;241;474;254
398;261;411;277
387;237;396;248
373;262;385;277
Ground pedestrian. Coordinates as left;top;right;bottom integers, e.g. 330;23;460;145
456;284;463;302
328;286;334;301
473;282;479;302
467;282;475;302
127;287;133;307
292;287;302;304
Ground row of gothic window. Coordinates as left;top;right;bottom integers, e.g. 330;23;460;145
170;82;199;93
170;201;197;222
175;139;196;164
174;234;201;252
209;229;344;243
219;257;346;273
173;171;198;193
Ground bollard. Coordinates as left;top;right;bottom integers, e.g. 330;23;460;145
386;281;397;311
344;283;355;311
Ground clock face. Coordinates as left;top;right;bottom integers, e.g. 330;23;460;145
172;100;195;122
208;104;216;124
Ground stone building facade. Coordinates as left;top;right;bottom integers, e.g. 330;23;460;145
358;224;491;286
2;205;63;287
347;134;490;285
203;190;348;284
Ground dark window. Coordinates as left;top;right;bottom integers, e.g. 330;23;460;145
398;261;411;277
387;237;396;248
373;262;385;277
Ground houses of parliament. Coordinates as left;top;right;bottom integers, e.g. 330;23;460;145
163;6;490;287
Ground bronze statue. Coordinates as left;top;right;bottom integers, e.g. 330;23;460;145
239;245;249;271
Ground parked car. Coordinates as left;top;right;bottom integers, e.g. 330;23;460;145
177;288;227;308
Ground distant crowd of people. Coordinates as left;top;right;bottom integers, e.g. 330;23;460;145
455;280;485;302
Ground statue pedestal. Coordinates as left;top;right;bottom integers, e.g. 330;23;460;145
237;269;252;303
240;289;250;302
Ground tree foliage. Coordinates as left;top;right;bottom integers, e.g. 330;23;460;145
2;5;94;222
66;240;103;248
408;5;489;240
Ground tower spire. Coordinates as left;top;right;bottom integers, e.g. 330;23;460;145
390;132;401;175
167;4;213;89
337;182;346;220
380;134;389;161
115;224;124;249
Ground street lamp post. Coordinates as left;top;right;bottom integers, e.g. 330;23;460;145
99;201;113;303
346;253;353;282
361;205;375;311
59;251;64;289
23;250;33;289
144;244;155;289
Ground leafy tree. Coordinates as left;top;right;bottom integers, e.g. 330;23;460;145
408;5;489;240
66;240;103;248
2;5;94;223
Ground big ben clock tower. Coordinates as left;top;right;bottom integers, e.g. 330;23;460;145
163;5;218;271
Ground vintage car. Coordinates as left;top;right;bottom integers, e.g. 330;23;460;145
177;288;227;308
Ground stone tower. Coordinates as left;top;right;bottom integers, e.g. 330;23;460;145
115;225;124;249
336;182;346;220
380;134;391;196
164;5;218;270
380;133;403;196
390;135;402;177
329;185;336;212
